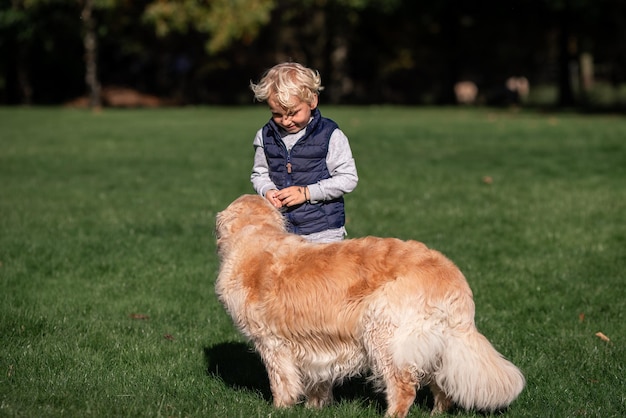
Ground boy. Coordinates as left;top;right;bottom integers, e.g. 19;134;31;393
250;62;358;243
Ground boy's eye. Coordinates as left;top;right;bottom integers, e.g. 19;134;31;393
272;109;297;118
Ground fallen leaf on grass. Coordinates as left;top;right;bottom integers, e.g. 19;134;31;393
595;331;610;342
579;312;585;322
164;334;175;341
482;176;493;185
129;313;150;320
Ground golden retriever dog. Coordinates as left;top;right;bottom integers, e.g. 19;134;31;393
215;195;525;417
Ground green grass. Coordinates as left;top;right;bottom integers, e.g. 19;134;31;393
1;106;625;417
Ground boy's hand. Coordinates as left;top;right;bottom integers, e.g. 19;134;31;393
275;186;309;207
265;189;283;208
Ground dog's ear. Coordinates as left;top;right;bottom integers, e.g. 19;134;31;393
234;195;285;230
216;194;287;245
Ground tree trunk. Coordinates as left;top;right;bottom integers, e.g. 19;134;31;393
557;0;576;107
328;33;352;104
439;0;461;105
16;45;33;105
579;52;594;92
82;0;101;109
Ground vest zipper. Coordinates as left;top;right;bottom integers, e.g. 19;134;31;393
285;150;293;186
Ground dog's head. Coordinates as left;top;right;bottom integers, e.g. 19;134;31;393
215;194;286;251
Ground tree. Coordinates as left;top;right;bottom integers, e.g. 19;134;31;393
81;0;101;108
77;0;127;109
0;0;122;106
544;0;626;107
142;0;403;103
143;0;275;54
0;0;48;104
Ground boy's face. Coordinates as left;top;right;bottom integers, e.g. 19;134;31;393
268;94;318;134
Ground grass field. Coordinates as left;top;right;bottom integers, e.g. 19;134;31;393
1;106;624;417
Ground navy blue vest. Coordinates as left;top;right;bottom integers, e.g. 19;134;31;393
262;109;345;235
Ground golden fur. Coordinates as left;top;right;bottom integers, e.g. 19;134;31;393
215;195;525;416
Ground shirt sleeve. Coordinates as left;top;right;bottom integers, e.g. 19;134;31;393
250;128;278;197
307;128;359;203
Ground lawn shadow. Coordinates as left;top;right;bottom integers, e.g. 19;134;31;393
204;341;434;414
334;378;434;414
204;341;272;400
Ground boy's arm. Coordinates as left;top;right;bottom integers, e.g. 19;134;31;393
307;129;358;203
250;129;278;197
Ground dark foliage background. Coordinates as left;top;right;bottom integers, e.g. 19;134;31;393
1;0;625;109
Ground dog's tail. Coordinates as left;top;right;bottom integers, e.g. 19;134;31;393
435;325;525;411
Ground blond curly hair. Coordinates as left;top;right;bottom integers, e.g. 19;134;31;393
250;62;324;110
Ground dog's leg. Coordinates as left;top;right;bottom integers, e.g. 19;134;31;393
428;382;452;415
383;368;418;418
363;314;417;417
257;342;303;408
304;381;333;408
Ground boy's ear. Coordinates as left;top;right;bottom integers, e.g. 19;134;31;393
309;94;319;109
